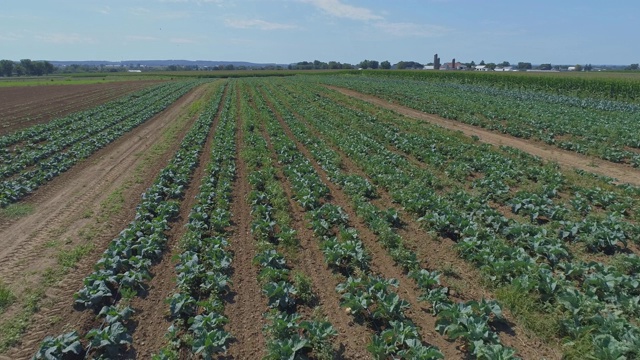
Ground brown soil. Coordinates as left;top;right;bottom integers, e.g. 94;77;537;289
0;81;161;135
326;85;640;186
0;84;210;360
223;88;268;359
257;100;371;358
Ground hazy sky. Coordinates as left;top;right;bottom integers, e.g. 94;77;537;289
1;0;638;65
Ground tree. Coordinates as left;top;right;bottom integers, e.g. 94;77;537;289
517;62;532;70
479;60;486;65
486;62;496;70
0;60;14;77
312;60;329;70
500;61;510;67
30;61;54;76
20;59;34;75
584;64;593;71
380;60;391;69
328;61;341;69
574;64;583;72
369;60;379;69
628;63;639;70
538;63;552;70
358;60;370;69
396;61;423;70
224;64;235;70
15;63;25;76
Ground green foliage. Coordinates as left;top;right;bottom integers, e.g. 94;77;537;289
34;331;84;360
86;322;132;358
292;272;316;305
0;281;15;312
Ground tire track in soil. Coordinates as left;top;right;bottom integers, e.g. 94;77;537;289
1;85;211;360
223;86;267;359
259;88;465;359
266;84;562;360
256;104;371;359
326;85;640;187
129;82;228;359
0;85;209;285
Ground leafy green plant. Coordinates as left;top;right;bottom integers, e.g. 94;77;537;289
293;272;316;305
189;313;231;357
34;331;84;360
263;281;298;310
86;322;132;358
167;292;197;319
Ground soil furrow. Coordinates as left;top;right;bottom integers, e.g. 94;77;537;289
224;85;267;359
257;107;371;359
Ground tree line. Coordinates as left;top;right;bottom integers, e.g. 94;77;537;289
0;59;55;77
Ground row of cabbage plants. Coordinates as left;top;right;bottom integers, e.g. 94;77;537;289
154;82;236;359
239;83;338;359
259;80;517;359
305;81;640;255
33;82;225;359
271;78;640;358
0;81;203;207
313;75;640;167
247;81;444;359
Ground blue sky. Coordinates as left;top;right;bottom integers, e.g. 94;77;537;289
1;0;638;65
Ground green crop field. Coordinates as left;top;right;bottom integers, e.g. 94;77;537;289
1;73;640;359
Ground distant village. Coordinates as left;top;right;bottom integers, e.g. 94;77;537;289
410;54;608;72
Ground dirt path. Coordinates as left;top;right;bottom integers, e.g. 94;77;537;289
327;85;640;186
0;85;210;360
224;88;267;359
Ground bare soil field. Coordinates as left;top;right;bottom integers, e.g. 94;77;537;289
0;81;161;135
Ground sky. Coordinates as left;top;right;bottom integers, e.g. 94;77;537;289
1;0;638;65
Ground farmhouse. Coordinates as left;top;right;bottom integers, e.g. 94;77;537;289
494;66;514;72
441;62;467;70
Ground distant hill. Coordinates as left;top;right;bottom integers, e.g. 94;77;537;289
49;60;288;68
